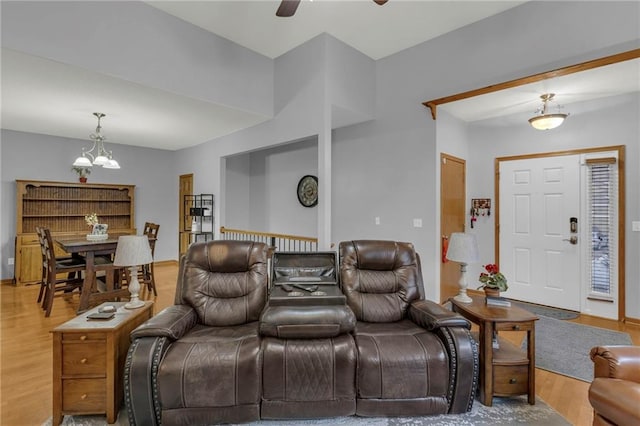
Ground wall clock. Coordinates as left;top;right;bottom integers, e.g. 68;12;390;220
297;175;318;207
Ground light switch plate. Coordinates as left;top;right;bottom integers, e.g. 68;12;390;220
632;221;640;232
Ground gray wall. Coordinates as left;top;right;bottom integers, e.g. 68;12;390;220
330;1;639;305
0;129;177;280
224;138;318;237
1;1;638;318
464;93;640;315
1;1;274;116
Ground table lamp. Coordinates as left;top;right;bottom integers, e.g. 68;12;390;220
446;232;480;303
113;235;152;309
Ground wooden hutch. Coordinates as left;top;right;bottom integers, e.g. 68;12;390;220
14;180;135;286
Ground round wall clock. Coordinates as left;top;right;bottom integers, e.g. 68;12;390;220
297;175;318;207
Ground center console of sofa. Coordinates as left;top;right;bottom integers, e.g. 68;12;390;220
261;251;357;418
269;251;346;306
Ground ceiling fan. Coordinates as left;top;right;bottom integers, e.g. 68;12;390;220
277;0;388;18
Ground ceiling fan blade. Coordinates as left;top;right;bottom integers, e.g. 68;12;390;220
373;0;389;5
276;0;301;17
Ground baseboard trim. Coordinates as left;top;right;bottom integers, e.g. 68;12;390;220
1;278;16;286
625;316;640;327
154;260;178;267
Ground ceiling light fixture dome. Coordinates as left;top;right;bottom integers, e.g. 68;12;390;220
528;93;569;130
73;112;120;169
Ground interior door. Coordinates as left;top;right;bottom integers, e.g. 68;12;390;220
179;174;193;257
440;154;466;302
499;155;580;310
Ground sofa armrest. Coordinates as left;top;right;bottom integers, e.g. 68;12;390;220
131;305;197;341
125;336;171;426
590;345;640;383
409;299;470;331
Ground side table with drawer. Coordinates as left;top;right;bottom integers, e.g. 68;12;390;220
450;295;538;406
52;301;153;425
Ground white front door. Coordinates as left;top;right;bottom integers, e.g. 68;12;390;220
499;155;581;310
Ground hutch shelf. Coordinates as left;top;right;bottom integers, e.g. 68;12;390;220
14;180;135;286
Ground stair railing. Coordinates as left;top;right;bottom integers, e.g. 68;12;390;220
219;226;318;252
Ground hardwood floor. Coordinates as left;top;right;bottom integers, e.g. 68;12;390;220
1;263;638;425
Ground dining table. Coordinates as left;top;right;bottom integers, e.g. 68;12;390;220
54;234;155;313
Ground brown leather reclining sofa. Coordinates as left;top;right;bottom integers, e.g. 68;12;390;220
125;239;478;425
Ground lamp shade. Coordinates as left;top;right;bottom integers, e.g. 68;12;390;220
113;235;152;267
446;232;480;264
528;113;567;130
73;156;92;167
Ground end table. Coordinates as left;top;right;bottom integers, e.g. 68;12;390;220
450;295;538;406
52;301;153;425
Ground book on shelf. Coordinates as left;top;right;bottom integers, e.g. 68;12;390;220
486;295;511;307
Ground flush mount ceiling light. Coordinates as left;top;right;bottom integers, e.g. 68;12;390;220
73;112;120;169
528;93;569;130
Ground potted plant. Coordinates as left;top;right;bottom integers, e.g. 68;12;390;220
478;263;508;296
72;166;91;183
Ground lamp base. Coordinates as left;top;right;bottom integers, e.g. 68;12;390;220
453;293;473;304
125;298;145;310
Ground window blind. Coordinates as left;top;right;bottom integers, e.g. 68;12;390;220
586;158;617;297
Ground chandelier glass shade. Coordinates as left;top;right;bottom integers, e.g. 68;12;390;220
73;112;120;169
528;93;568;130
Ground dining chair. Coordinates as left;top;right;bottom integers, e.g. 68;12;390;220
36;227;86;317
142;222;160;295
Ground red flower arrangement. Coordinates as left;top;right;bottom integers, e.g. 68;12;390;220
478;263;508;291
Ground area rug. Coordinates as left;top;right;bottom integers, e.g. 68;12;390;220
43;395;569;426
522;315;633;382
509;300;579;320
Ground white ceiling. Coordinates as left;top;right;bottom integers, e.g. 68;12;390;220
440;58;640;124
146;0;526;60
1;0;637;151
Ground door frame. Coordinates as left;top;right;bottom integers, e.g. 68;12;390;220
495;146;626;321
179;173;194;258
440;153;466;303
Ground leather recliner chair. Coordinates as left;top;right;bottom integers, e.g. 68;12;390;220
339;240;478;416
589;345;640;426
125;240;269;425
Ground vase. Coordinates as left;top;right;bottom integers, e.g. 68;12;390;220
79;176;87;183
484;287;500;298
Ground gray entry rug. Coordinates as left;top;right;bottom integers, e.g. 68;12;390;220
522;315;633;382
43;396;569;426
509;300;579;320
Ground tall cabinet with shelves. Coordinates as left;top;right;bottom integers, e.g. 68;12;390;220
183;194;214;245
14;180;135;285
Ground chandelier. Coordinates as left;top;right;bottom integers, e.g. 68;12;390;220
528;93;569;130
73;112;120;169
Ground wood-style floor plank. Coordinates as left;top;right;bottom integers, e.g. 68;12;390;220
1;263;638;425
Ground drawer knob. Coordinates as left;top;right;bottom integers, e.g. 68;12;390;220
509;378;517;384
80;358;88;364
80;335;87;341
80;394;87;400
512;325;521;331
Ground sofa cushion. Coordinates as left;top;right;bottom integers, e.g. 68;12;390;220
340;240;421;322
260;305;356;338
181;241;267;326
354;320;449;400
157;323;262;410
